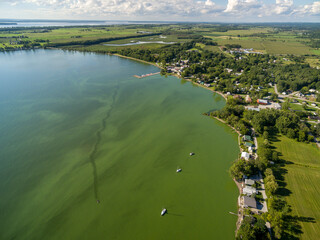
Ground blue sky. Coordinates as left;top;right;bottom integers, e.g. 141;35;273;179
0;0;319;22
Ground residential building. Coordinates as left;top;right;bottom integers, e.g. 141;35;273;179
243;196;257;208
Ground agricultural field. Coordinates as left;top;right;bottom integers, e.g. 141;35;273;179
1;23;320;57
273;136;320;240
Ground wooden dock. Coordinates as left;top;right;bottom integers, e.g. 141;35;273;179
133;72;160;78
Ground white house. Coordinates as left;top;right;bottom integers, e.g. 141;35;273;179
245;179;255;186
243;186;258;196
241;152;250;161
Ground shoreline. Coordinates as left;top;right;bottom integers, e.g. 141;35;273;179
112;53;161;69
111;53;228;101
212;116;243;234
112;53;239;235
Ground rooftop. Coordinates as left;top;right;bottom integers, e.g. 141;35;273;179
243;196;257;208
243;135;252;141
245;179;255;186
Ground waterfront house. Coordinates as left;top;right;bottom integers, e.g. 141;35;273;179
243;196;257;209
245;179;255;186
243;186;258;196
241;152;250;161
243;135;252;141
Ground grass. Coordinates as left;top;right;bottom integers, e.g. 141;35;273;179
273;136;320;240
267;87;275;93
305;57;320;68
205;33;314;55
202;27;272;37
310;49;320;56
1;24;319;55
289;103;317;112
262;40;312;55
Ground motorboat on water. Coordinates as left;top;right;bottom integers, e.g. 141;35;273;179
176;168;182;173
161;208;167;216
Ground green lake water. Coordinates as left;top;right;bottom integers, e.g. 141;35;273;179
0;50;239;240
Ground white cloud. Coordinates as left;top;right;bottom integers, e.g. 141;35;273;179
5;0;320;21
17;0;221;18
273;0;293;14
224;0;261;13
299;1;320;15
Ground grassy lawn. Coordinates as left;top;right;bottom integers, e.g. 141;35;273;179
273;136;320;240
267;87;275;93
289;103;317;112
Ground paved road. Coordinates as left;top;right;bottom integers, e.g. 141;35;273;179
258;172;268;213
274;84;319;107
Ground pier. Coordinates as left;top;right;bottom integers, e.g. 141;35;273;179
133;72;160;78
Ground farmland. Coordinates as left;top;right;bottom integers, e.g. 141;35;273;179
1;24;320;57
273;136;320;240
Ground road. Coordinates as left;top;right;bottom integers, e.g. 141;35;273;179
274;84;319;107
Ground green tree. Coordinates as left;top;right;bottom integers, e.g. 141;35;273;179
230;159;253;181
287;128;296;139
298;130;306;142
263;131;269;140
302;103;307;110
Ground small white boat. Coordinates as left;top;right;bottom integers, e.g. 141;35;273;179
190;152;194;156
161;208;167;216
176;168;182;173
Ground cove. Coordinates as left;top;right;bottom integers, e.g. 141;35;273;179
0;50;239;240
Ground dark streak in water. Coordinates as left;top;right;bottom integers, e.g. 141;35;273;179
89;82;119;202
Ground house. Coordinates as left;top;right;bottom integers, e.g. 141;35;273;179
243;196;257;208
243;186;258;196
234;95;242;100
257;99;268;105
245;95;252;103
243;135;252;141
245;179;255;186
244;142;253;148
241;152;250;161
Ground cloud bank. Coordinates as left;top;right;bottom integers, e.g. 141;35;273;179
5;0;320;21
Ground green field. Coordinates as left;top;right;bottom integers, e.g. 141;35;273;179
273;136;320;240
1;24;319;56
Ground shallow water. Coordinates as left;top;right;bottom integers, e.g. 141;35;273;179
0;50;239;240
